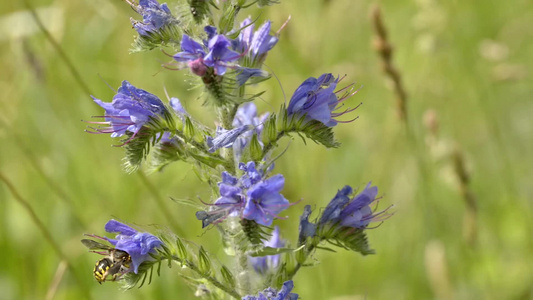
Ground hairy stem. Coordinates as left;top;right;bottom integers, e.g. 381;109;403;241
261;131;286;159
286;244;316;280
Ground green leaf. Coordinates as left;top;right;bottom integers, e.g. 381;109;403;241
218;1;241;33
240;219;270;249
198;246;212;275
130;21;182;53
220;265;236;289
122;128;153;173
249;133;263;161
325;226;375;256
176;237;189;260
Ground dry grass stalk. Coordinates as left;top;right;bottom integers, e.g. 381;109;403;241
370;5;408;122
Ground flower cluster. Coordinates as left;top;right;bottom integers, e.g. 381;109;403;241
298;183;392;254
287;73;361;127
83;1;391;299
129;0;176;37
234;17;279;68
319;183;391;228
174;26;240;76
197;162;290;227
89;80;169;139
243;280;298;300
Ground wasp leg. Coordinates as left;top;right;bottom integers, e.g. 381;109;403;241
89;250;110;256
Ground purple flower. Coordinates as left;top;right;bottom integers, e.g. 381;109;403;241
232;103;269;157
298;205;316;244
242;280;298;300
320;183;392;229
236;67;269;86
339;183;392;228
173;34;207;76
234;18;279;66
206;125;252;153
169;97;188;122
197;162;290;227
173;27;240;76
249;226;285;274
287;73;361;127
243;174;289;226
204;34;240;75
129;0;176;36
238;161;265;188
197;171;245;228
319;185;352;225
104;219;163;274
89;80;168;138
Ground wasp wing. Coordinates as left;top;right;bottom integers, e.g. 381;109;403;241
81;239;113;250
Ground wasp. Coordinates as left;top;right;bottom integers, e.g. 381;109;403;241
81;235;132;284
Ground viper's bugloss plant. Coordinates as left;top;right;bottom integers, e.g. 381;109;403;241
82;0;392;298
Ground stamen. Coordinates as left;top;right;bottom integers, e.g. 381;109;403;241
276;15;291;35
336;116;359;123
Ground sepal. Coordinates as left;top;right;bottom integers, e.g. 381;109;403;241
218;1;241;33
122;128;159;173
187;0;213;24
198;246;213;275
120;259;161;290
241;218;271;249
130;21;182;52
261;108;339;158
317;223;375;255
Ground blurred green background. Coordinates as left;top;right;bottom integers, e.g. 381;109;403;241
1;0;532;299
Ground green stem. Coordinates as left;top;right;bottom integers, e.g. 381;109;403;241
261;131;286;159
170;256;241;299
172;129;232;170
218;106;237;173
286;244;316;280
235;244;251;294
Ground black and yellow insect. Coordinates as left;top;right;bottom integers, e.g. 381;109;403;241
81;238;132;284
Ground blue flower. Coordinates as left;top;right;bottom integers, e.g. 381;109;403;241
243;173;289;226
287;73;361;127
320;183;392;228
197;171;245;228
298;205;316;244
242;280;298;300
319;185;353;225
204;34;240;75
104;219;163;274
173;34;207;76
173;27;240;76
236;67;269;86
206;125;252;153
249;226;285;274
90;80;168;138
169;97;188;122
129;0;176;37
234;18;279;66
197;162;290;227
232;103;269;157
